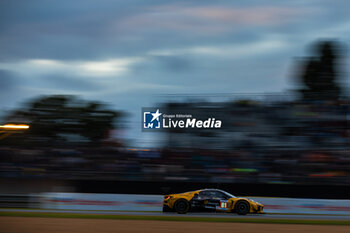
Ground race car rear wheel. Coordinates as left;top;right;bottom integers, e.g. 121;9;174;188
235;201;250;215
174;199;190;214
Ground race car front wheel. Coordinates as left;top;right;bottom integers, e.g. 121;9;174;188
174;199;190;214
235;201;250;215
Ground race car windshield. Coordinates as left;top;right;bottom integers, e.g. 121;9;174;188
222;190;236;198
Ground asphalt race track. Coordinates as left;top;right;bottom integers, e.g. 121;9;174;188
1;209;350;220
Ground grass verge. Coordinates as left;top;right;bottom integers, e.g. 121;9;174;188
0;211;350;225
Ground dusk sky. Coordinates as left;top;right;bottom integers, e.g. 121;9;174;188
1;0;349;146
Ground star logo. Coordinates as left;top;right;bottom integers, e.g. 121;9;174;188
151;109;162;122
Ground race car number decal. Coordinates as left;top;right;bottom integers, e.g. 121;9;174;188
220;201;227;208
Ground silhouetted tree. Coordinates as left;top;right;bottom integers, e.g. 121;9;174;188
298;40;343;100
1;95;121;146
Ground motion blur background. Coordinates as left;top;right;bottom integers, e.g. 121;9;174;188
1;0;350;203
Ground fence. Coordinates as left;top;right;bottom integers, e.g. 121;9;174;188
38;193;350;215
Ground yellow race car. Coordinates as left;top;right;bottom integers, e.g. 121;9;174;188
163;189;263;215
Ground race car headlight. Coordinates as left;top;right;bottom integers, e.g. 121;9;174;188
164;196;171;201
250;199;261;205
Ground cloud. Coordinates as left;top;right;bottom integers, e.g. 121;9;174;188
0;1;328;62
164;5;303;25
0;57;144;77
118;5;306;35
148;37;288;58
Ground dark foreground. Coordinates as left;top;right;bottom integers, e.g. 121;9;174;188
1;217;350;233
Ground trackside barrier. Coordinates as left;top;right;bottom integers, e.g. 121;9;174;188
39;193;350;215
251;197;350;215
40;193;162;211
